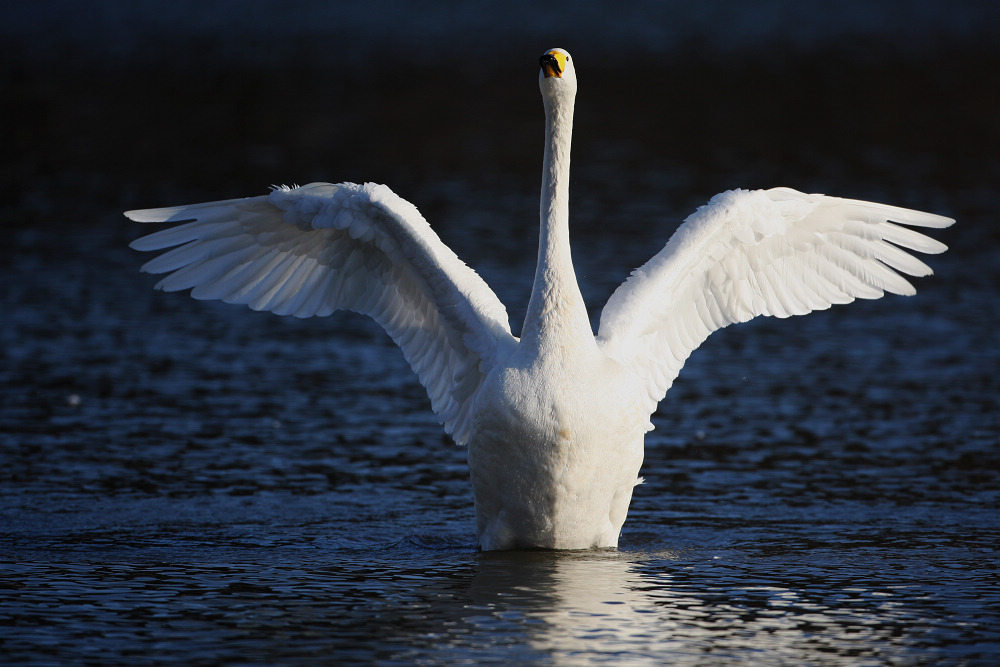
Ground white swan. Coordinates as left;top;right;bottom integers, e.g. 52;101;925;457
127;48;954;551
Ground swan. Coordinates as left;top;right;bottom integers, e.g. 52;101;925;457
127;48;954;551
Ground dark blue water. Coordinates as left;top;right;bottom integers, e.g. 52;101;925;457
3;3;1000;664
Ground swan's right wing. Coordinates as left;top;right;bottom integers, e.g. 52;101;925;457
597;187;954;419
128;182;517;445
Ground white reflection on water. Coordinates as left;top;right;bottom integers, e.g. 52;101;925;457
470;551;674;664
464;549;927;666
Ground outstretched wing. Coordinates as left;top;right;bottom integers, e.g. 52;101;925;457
596;187;954;416
128;182;517;445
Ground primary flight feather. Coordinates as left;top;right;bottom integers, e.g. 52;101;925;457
128;48;953;550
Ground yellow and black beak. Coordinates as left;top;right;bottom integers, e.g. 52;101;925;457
540;50;567;78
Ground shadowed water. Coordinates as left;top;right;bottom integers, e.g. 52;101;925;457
3;3;1000;664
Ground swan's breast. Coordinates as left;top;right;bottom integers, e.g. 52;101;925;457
467;354;647;549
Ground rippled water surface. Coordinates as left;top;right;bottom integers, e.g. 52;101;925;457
3;5;1000;664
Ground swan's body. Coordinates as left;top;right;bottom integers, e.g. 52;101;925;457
127;49;954;550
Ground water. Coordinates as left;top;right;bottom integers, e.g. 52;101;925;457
3;548;995;666
3;5;1000;664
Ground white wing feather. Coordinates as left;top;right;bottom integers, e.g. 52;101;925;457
128;182;516;445
597;187;954;416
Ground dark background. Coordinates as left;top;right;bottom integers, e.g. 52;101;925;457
4;0;999;232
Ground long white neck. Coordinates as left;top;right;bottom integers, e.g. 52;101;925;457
521;83;594;353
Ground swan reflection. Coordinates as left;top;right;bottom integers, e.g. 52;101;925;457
466;549;924;665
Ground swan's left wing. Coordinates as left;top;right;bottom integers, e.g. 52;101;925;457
128;182;516;445
597;187;954;418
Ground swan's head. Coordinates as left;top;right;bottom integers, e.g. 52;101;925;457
539;48;577;100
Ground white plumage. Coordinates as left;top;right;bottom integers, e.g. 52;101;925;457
128;48;953;551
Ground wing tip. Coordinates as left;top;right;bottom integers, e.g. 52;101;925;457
125;208;189;224
889;212;956;230
129;235;160;251
124;209;155;223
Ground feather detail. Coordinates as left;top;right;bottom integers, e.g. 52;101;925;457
128;182;516;444
597;187;954;415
